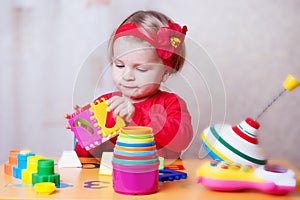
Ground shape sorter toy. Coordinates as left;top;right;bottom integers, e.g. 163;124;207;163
68;97;125;151
4;150;60;187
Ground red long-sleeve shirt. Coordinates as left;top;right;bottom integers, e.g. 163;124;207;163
75;90;193;158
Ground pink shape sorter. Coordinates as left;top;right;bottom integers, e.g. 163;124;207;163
68;98;125;151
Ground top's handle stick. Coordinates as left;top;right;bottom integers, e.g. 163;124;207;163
255;74;299;121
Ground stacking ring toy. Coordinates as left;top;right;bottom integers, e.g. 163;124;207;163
112;157;158;165
113;148;157;156
115;145;156;152
121;126;153;135
117;137;154;144
119;133;153;139
113;153;158;160
112;126;159;195
116;141;155;147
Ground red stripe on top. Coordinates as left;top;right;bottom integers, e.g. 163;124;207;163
245;118;260;129
232;126;258;144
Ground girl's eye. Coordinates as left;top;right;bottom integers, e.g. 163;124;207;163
136;67;148;72
115;64;125;68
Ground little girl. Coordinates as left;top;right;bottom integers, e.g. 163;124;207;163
66;10;193;158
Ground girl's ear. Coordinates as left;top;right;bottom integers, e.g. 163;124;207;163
161;69;171;83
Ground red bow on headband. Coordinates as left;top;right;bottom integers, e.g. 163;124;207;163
113;20;188;68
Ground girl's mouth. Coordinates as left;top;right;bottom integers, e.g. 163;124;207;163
120;84;137;89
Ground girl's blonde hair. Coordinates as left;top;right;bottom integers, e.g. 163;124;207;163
108;10;186;73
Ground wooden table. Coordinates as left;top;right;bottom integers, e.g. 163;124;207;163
0;158;299;199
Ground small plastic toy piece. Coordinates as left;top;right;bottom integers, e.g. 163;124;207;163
283;74;300;91
4;150;20;175
197;160;296;195
68;98;125;151
57;150;82;168
22;155;44;184
201;118;267;167
159;169;187;182
158;157;165;170
34;182;56;194
32;159;60;186
99;152;113;176
13;150;35;179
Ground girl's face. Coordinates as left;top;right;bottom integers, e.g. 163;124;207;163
112;38;170;102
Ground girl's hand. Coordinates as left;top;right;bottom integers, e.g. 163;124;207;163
106;96;135;123
64;105;81;129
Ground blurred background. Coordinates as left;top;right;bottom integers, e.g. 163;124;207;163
1;0;299;167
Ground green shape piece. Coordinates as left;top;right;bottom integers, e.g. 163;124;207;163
32;159;60;186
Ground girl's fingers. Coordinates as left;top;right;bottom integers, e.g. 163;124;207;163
107;96;134;122
65;105;80;120
124;115;133;123
64;113;70;119
65;124;71;129
112;102;127;118
118;104;134;117
73;105;80;111
107;97;124;112
106;96;116;105
120;109;134;123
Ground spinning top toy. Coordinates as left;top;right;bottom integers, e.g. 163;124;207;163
201;74;299;166
202;117;267;166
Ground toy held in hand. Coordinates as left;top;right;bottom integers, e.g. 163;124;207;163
68;98;125;151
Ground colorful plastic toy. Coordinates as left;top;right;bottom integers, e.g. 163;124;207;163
32;159;60;186
34;182;56;194
112;126;159;195
159;169;187;182
198;74;299;195
68;98;125;151
202;117;267;166
4;150;20;175
13;150;35;179
197;160;296;195
57;150;82;168
3;149;62;194
22;155;44;184
201;74;300;167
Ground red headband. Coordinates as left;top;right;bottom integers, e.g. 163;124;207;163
113;20;188;68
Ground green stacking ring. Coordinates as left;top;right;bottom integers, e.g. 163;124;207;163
118;133;153;139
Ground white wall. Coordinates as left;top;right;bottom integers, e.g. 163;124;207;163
1;0;299;167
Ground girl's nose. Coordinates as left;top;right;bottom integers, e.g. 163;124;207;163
122;69;135;81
